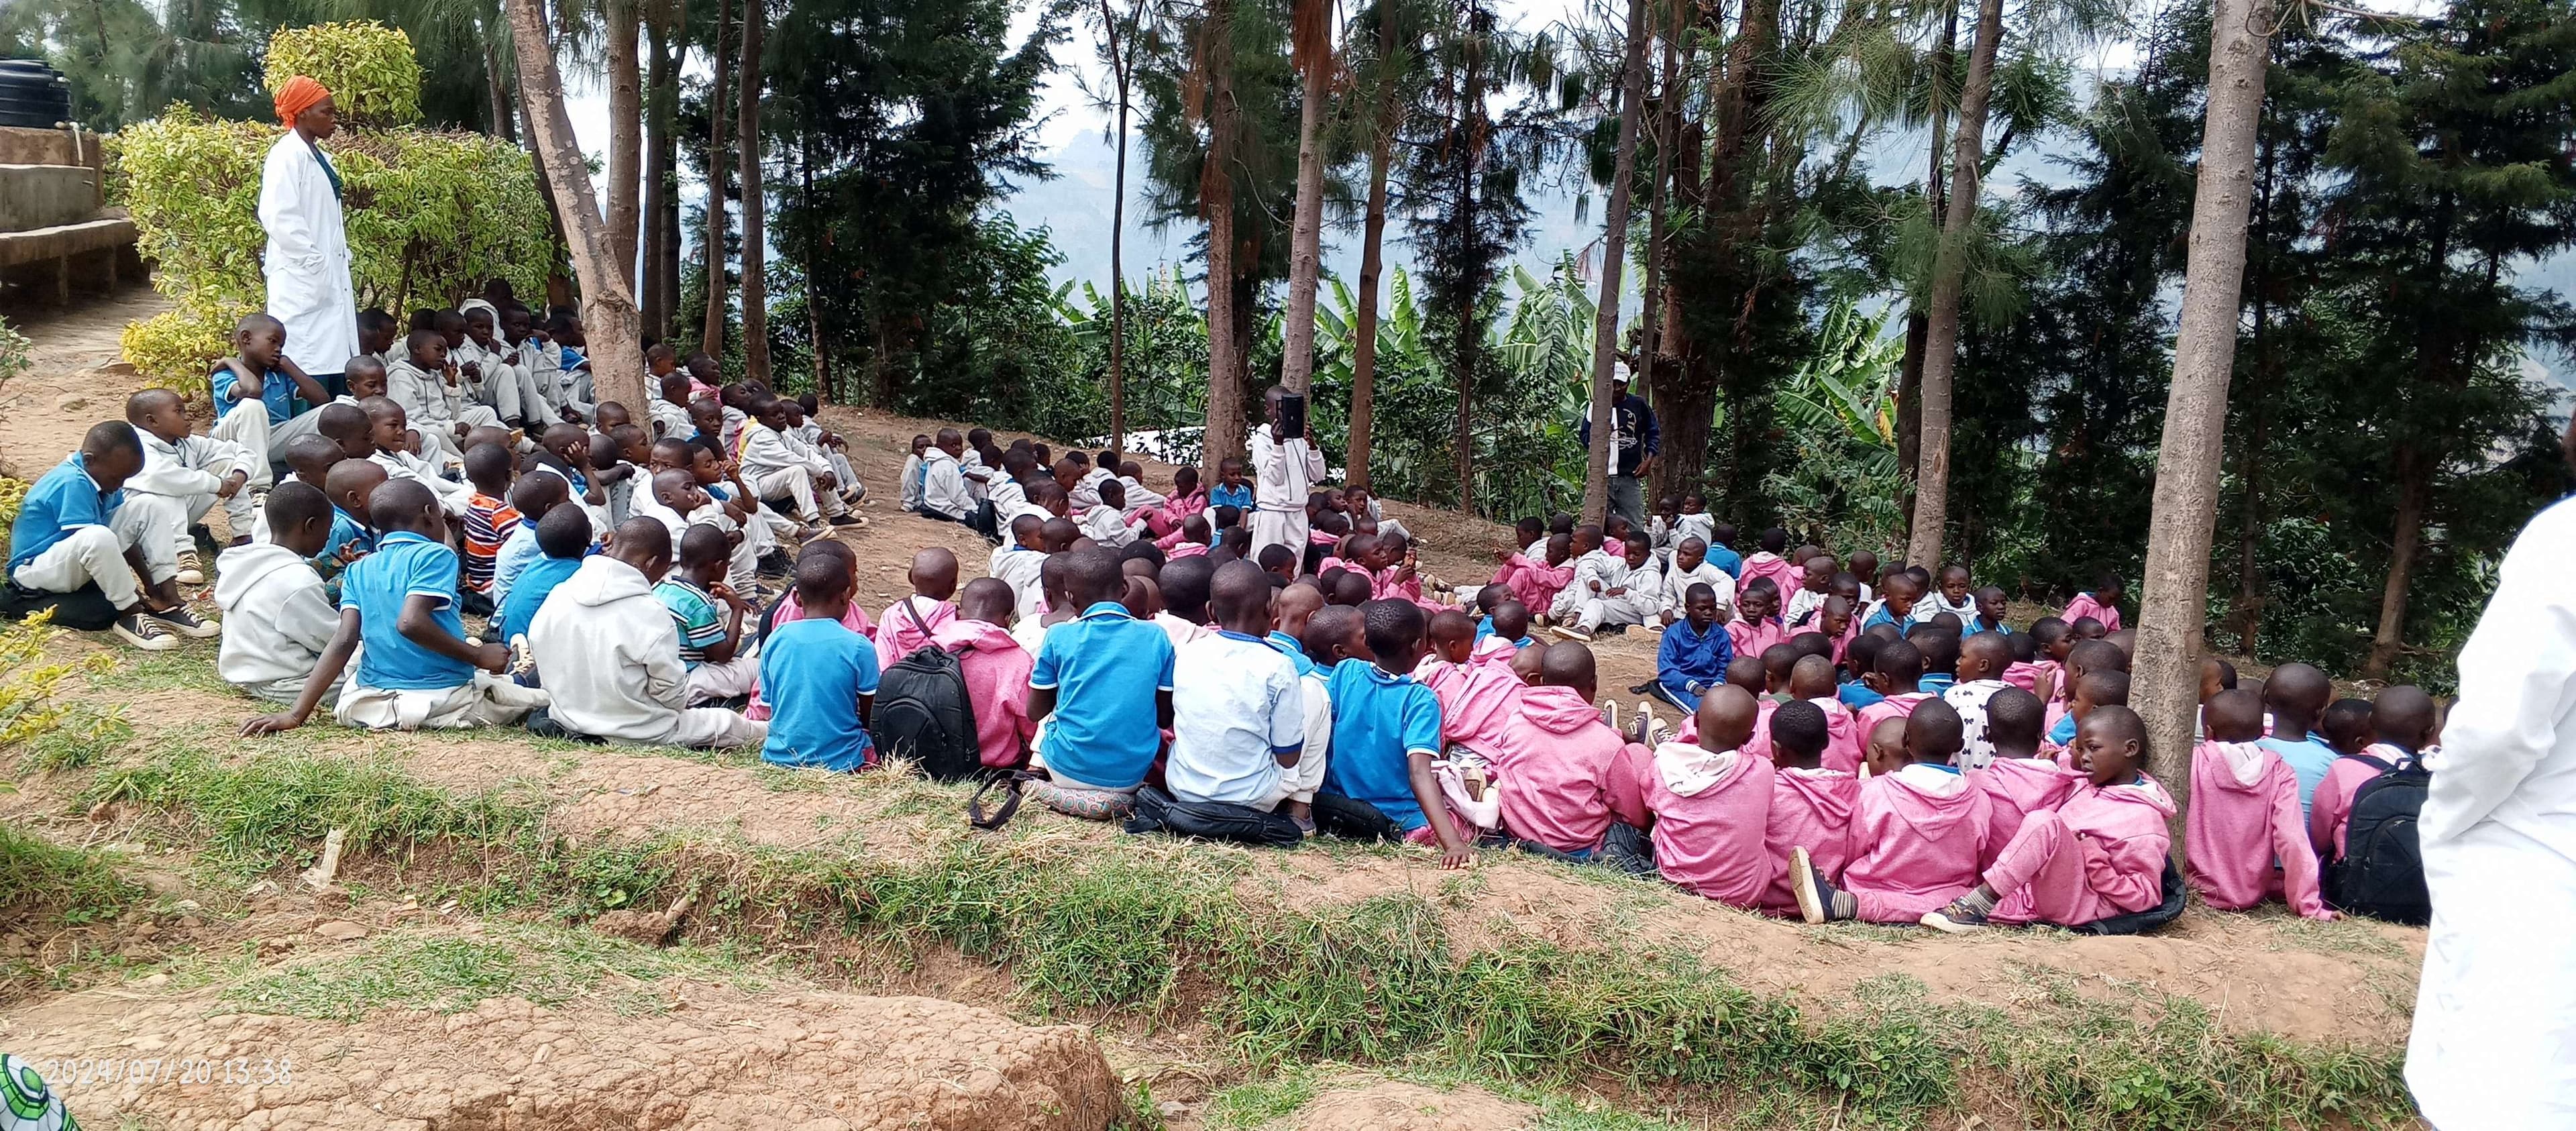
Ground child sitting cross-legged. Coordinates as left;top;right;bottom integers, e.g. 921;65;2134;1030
498;504;594;656
1966;687;2086;849
242;478;547;734
757;550;884;771
927;578;1040;770
1652;582;1735;713
657;523;761;704
1312;599;1474;867
213;483;341;706
1024;549;1177;818
1758;700;1860;917
1920;705;2176;932
2184;688;2331;918
1162;560;1323;822
1792;698;1996;925
1640;685;1778;906
1491;641;1653;865
530;518;766;749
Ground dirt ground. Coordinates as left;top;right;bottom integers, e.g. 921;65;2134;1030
0;288;2425;1128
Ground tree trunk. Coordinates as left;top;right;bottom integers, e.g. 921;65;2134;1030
1278;0;1332;398
2133;0;2273;854
2365;451;2428;680
1581;0;1651;523
1099;0;1132;455
1450;15;1487;516
699;0;733;359
1900;0;2000;570
1348;130;1392;490
482;37;517;140
1201;9;1245;479
505;0;646;411
1634;0;1684;370
643;0;676;337
1894;0;1954;545
736;0;769;384
800;137;830;398
606;0;643;290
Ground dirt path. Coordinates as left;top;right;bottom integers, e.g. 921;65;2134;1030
0;287;172;480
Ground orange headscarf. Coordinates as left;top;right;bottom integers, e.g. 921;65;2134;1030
274;76;331;128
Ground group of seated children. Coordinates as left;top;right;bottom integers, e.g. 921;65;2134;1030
13;327;2434;930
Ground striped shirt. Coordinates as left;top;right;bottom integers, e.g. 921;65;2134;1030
462;493;521;594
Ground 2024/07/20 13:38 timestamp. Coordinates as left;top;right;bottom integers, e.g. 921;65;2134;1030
23;1055;294;1088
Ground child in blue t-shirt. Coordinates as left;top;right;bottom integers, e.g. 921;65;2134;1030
242;478;543;735
1318;598;1473;868
758;552;883;772
1026;549;1177;818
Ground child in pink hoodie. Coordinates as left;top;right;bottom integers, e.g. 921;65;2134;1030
928;579;1039;769
1492;534;1576;625
1968;686;2085;849
2057;574;2125;634
1758;699;1858;916
2309;686;2437;861
1923;705;2173;932
1493;642;1652;859
873;547;961;669
1779;656;1864;773
1727;578;1787;658
1644;686;1778;906
1416;610;1521;757
1737;527;1799;598
2184;688;2330;917
1792;698;1996;925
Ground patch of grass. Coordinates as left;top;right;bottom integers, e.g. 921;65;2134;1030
83;645;229;696
221;922;762;1022
79;745;548;875
0;824;138;926
18;705;131;771
94;752;2413;1130
1201;1065;1321;1129
2265;913;2409;960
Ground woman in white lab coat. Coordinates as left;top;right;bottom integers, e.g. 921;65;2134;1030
2408;429;2576;1128
258;77;359;386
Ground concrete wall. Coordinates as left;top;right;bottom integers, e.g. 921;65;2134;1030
0;164;101;233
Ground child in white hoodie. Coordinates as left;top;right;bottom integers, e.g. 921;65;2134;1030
122;389;263;586
215;484;341;706
527;517;767;749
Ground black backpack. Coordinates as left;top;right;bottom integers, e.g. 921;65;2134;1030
869;600;984;782
2326;753;2433;925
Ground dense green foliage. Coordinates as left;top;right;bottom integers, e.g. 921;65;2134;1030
261;20;426;127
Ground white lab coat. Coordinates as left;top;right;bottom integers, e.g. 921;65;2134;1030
258;131;358;375
2408;495;2576;1128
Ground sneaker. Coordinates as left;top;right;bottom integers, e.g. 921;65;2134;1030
1790;847;1855;924
174;549;205;586
1554;624;1595;641
146;604;219;639
111;612;178;651
1633;700;1665;746
1597;699;1620;733
1921;897;1991;934
828;514;866;529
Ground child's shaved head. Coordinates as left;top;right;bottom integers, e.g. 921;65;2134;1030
2203;688;2265;743
1985;687;2045;755
2320;697;2375;755
959;577;1015;624
908;547;959;601
1769;700;1829;767
1695;685;1760;752
1789;654;1838;700
1489;600;1531;644
2372;686;2438;749
1905;698;1965;764
1725;653;1766;690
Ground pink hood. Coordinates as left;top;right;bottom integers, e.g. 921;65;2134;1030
1519;684;1603;735
2186;740;2331;917
2001;661;2042;694
1972;755;2086;847
929;616;1018;653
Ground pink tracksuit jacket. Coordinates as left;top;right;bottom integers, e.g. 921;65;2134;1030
2185;739;2330;917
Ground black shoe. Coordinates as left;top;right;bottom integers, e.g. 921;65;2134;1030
146;604;219;639
1628;681;1657;696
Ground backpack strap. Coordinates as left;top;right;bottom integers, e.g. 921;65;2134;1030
2347;753;2398;775
969;769;1035;831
